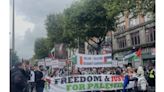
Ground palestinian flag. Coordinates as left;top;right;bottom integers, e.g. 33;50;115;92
124;48;142;62
103;56;111;64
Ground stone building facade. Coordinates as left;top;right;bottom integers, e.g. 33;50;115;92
112;12;155;67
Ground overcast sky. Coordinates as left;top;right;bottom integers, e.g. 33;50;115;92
10;0;75;59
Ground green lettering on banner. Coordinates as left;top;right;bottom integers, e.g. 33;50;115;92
66;84;71;91
66;83;123;91
79;83;85;90
113;83;116;88
115;83;121;88
118;83;123;88
110;83;114;88
93;83;100;89
118;83;122;88
100;83;106;88
72;84;78;90
105;83;111;89
87;83;94;89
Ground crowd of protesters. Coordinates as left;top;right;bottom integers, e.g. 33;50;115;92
10;60;155;92
51;66;123;77
10;61;47;92
49;64;155;92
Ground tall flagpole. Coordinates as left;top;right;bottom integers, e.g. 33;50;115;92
11;0;15;67
12;0;15;51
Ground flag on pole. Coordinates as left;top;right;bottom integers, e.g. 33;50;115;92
51;47;55;54
49;47;55;59
124;48;142;62
132;55;140;62
136;48;141;57
133;48;142;62
59;44;63;53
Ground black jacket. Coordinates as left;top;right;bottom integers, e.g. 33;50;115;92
35;70;45;87
10;67;28;92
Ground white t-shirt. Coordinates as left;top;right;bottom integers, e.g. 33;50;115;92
126;73;137;89
29;71;35;82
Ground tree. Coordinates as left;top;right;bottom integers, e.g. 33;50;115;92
45;14;65;48
104;0;155;19
63;0;115;54
34;38;49;59
134;0;155;15
44;0;155;55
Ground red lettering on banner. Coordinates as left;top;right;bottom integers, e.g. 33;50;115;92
111;76;115;82
111;76;123;82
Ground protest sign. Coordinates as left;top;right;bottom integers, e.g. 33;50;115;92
76;54;113;68
38;59;66;68
51;75;124;92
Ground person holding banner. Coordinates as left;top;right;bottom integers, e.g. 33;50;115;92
35;65;45;92
123;74;130;92
123;67;135;92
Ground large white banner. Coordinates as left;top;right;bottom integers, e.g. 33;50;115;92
50;75;124;92
76;54;114;68
38;59;66;68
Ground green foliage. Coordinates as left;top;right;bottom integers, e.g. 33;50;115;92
135;0;155;15
104;0;155;18
34;38;49;59
45;14;64;45
62;0;115;53
67;0;115;38
43;0;155;55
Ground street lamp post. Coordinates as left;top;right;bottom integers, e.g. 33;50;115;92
12;0;15;51
11;0;15;67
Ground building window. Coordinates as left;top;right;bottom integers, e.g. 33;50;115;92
117;22;125;32
117;36;127;49
144;12;154;22
131;31;140;45
145;27;155;42
129;17;139;27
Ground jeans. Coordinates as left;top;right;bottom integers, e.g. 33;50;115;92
36;87;44;92
29;82;35;92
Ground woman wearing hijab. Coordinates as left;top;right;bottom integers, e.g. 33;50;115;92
136;66;148;92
